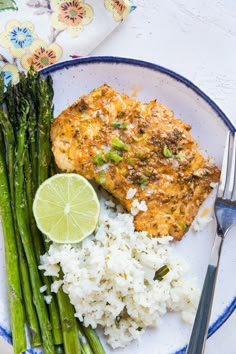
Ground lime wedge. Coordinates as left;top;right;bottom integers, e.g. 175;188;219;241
33;174;100;243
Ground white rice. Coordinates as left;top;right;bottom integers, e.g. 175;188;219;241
192;214;213;232
44;295;52;304
51;280;63;293
40;197;199;349
131;199;148;216
39;285;47;293
126;188;137;199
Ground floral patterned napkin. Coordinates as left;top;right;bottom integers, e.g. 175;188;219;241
0;0;136;89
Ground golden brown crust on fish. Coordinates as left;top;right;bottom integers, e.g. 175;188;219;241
51;84;220;240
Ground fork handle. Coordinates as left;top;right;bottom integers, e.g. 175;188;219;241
186;234;224;354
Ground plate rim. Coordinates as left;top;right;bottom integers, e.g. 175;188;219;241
1;56;235;353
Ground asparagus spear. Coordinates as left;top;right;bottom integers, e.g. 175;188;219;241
24;148;62;347
14;98;55;354
37;74;53;186
0;110;15;207
78;323;106;354
77;325;93;354
15;72;63;347
5;81;18;137
19;72;38;190
0;137;26;354
24;147;45;258
19;72;45;258
0;80;26;354
0;110;42;347
57;286;81;354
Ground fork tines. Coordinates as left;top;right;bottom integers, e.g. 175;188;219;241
217;131;236;201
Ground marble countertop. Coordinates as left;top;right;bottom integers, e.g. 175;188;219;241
92;1;236;353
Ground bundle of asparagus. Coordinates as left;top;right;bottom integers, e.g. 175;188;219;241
0;70;106;354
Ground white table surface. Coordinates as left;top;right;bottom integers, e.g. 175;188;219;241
92;1;236;353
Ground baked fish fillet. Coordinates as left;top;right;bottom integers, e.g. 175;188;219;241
51;84;220;240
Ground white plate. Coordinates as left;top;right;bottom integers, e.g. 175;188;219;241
0;56;235;354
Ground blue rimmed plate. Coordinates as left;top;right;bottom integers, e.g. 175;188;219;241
0;56;235;354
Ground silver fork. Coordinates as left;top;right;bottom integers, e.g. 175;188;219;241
186;131;236;354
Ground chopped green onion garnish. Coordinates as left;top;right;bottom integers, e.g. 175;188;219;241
111;138;129;151
154;265;170;281
144;169;152;177
178;221;187;230
127;158;134;165
135;152;146;158
133;134;146;142
176;152;185;160
98;170;106;184
138;176;148;190
138;176;148;184
105;151;122;165
93;152;106;166
163;145;173;158
111;121;128;129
